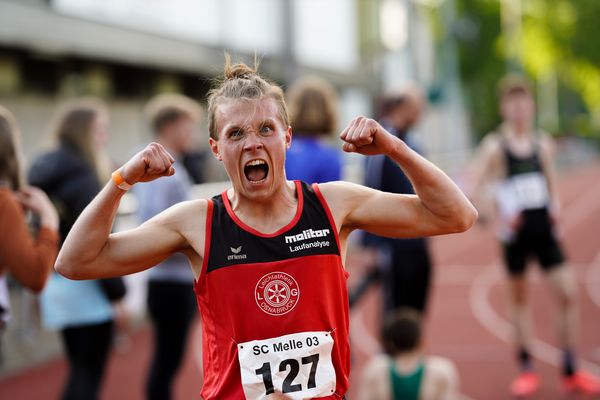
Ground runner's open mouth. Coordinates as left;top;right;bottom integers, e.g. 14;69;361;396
244;159;269;183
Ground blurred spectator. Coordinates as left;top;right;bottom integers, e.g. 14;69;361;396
182;150;208;184
28;98;127;400
138;93;202;400
285;75;343;183
468;75;600;396
358;309;459;400
360;84;433;315
0;105;59;341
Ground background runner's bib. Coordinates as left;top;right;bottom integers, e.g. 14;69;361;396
238;331;336;399
499;136;550;213
508;172;549;211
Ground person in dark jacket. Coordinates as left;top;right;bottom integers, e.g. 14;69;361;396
29;98;127;400
361;85;433;315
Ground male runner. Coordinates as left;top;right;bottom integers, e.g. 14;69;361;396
56;59;477;399
469;75;600;396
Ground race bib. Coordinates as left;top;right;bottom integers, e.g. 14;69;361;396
509;172;549;210
237;331;336;399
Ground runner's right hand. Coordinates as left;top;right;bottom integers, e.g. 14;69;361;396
120;142;176;184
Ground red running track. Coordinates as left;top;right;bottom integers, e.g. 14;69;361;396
1;163;599;399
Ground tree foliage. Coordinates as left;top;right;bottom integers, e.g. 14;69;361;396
449;0;600;141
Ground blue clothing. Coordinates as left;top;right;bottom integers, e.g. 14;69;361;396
285;136;342;183
41;273;113;329
134;160;193;283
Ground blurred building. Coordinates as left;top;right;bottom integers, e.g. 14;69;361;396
0;0;471;175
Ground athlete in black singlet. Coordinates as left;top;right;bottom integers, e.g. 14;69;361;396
469;75;600;397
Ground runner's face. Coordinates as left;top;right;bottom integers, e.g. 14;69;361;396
210;98;291;199
501;92;535;127
169;115;197;154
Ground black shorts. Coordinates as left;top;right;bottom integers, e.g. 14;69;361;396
502;209;565;276
386;243;432;313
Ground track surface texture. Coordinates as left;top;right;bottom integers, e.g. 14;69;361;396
1;162;599;399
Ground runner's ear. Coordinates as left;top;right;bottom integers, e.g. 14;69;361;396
209;137;222;161
285;126;292;150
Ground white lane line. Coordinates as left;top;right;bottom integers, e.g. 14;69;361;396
469;265;512;342
585;249;600;310
470;264;600;375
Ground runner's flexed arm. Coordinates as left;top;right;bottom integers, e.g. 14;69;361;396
321;117;477;239
56;142;203;280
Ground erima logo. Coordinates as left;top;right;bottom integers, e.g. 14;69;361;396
285;228;330;244
228;246;247;261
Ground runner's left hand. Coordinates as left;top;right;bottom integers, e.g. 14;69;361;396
339;117;398;156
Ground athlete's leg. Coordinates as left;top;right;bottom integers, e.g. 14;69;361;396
61;320;114;400
535;231;579;378
503;235;541;396
145;281;197;400
507;274;534;369
502;238;533;370
546;265;577;356
389;246;431;314
507;273;542;396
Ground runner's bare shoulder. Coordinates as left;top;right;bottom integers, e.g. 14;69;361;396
537;130;557;156
424;356;459;398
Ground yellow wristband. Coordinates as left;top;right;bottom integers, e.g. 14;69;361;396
111;169;133;191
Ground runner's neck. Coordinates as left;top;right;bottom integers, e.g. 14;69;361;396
228;180;298;233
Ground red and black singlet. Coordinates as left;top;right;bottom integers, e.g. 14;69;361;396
194;181;350;399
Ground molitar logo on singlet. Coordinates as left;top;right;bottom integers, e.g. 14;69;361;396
284;228;330;243
255;272;300;316
285;228;331;253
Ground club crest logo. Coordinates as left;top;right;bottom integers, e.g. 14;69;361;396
255;272;300;316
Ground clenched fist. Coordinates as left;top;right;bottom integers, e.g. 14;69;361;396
339;117;399;156
120;142;176;184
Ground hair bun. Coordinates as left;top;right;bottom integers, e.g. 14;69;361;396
223;53;258;80
225;63;256;80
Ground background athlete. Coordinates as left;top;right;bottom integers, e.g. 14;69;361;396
469;75;600;397
359;308;459;400
56;58;477;399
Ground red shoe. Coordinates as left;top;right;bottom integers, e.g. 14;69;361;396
562;371;600;395
510;372;541;397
